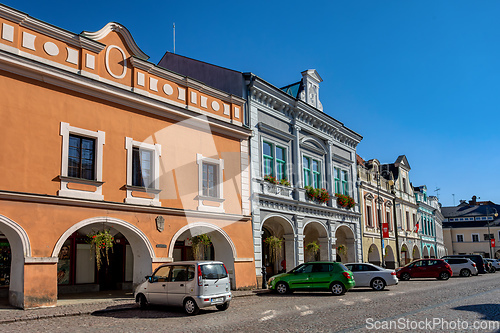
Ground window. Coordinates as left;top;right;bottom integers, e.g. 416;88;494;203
413;214;417;231
132;147;153;188
402;177;407;193
406;212;410;230
456;234;464;242
472;234;479;242
263;141;273;177
342;170;349;195
202;163;218;197
377;208;382;228
68;135;95;180
334;167;341;193
386;211;392;231
484;234;494;241
197;154;225;212
59;122;105;200
366;205;373;227
312;160;321;188
263;141;288;182
334;167;349;195
303;156;311;186
125;138;161;206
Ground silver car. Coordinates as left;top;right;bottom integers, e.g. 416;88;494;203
486;258;500;271
134;261;232;315
443;257;478;277
345;263;398;291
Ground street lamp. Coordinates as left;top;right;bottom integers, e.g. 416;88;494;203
376;171;385;268
486;207;498;259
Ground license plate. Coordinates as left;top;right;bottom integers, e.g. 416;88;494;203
211;297;224;304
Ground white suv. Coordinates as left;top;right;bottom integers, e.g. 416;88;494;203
486;259;500;272
134;261;232;315
443;257;478;277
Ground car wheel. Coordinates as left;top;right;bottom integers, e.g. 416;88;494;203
400;272;410;281
370;278;386;291
330;282;346;296
184;298;200;315
216;302;230;311
275;282;289;295
460;269;471;277
439;272;450;280
138;294;148;310
490;267;496;273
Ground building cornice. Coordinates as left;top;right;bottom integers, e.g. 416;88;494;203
0;190;252;222
248;81;362;149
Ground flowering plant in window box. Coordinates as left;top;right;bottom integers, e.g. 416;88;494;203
264;174;278;184
279;178;291;187
335;193;355;209
87;230;114;271
305;186;330;204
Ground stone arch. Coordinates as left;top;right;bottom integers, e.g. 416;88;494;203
400;243;410;265
412;245;421;260
367;243;380;266
261;214;296;276
384;245;395;269
422;246;429;258
302;220;328;261
53;217;154;289
167;222;238;287
300;136;328;154
429;246;436;259
0;214;31;308
335;225;355;263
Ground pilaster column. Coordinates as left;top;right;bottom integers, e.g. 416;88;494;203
293;125;302;189
295;215;304;265
326;140;334;205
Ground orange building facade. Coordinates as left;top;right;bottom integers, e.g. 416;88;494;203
0;4;255;309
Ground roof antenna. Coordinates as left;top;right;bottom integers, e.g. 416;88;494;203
173;23;176;54
434;187;440;201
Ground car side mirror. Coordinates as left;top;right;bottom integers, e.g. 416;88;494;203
146;276;152;283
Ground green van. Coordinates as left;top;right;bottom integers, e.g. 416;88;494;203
268;261;355;296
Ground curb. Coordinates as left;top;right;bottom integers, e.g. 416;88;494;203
0;290;269;324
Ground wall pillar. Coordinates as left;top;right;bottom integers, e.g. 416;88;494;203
23;260;57;309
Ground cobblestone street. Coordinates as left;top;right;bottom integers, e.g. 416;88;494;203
2;273;499;332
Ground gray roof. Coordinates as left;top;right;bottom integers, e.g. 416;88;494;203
442;203;500;228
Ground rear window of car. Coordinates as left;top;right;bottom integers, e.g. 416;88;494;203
335;263;349;272
200;264;227;279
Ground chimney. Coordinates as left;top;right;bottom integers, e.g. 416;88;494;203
469;195;477;205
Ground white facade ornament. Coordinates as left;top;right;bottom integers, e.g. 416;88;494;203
105;45;127;79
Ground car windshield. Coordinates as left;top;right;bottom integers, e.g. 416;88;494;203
200;264;227;279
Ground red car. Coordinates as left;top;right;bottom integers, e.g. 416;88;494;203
396;259;453;281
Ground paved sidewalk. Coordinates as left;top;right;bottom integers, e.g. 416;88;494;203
0;289;267;324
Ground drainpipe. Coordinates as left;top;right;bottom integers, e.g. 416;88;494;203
357;179;364;263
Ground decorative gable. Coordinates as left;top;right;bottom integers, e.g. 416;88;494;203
300;69;323;111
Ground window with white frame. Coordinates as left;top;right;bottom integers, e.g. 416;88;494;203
197;153;224;213
303;155;321;188
125;137;161;206
366;205;373;227
334;167;349;195
472;233;480;242
59;122;105;200
456;234;464;242
386;211;392;231
262;141;287;182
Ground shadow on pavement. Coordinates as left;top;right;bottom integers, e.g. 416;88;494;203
453;304;500;321
91;304;219;319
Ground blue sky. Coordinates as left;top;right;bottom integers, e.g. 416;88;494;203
5;1;500;206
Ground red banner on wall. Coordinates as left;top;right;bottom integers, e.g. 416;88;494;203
382;222;390;238
491;239;496;248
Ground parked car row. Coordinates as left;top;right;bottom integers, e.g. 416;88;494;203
134;257;500;315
